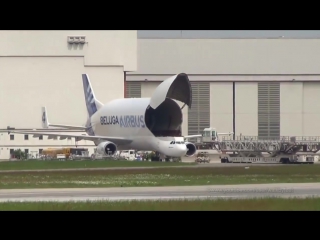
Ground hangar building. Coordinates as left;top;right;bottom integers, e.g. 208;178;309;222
127;30;320;141
0;31;137;159
1;30;320;159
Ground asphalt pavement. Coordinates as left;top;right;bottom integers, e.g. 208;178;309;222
0;183;319;202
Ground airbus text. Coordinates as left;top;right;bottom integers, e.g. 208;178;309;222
100;115;145;128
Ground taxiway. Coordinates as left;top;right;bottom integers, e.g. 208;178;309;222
0;183;319;202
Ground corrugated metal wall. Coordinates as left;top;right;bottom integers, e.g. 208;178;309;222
258;82;280;139
125;82;141;98
188;82;210;135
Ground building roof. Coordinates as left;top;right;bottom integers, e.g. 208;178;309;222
138;30;320;39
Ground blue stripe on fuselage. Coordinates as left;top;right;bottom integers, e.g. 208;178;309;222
82;74;97;118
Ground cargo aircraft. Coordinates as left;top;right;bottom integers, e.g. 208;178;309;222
8;73;201;158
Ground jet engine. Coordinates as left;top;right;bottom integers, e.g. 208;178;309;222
185;142;197;156
96;141;117;155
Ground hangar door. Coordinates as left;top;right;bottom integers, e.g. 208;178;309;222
258;82;280;139
126;82;141;98
188;82;210;135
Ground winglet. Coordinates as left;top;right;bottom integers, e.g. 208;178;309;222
41;106;49;128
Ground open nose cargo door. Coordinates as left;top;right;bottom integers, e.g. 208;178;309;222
149;73;192;109
145;73;193;137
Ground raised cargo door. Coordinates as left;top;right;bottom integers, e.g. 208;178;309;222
149;73;192;109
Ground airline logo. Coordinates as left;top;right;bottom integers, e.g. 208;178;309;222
82;74;97;117
42;112;46;123
100;115;145;128
100;116;119;125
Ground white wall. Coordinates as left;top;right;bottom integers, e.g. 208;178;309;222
0;131;96;160
141;82;158;98
133;39;320;75
131;38;320;138
302;83;320;136
0;30;137;129
280;82;303;136
0;57;125;128
210;83;233;133
0;30;137;71
280;82;320;136
235;83;258;136
0;131;94;146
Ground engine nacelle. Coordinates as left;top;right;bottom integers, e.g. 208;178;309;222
185;142;197;156
96;141;117;155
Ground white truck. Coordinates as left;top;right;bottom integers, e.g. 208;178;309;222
56;154;66;161
119;150;136;161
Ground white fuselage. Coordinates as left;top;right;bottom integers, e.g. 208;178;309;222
86;98;188;157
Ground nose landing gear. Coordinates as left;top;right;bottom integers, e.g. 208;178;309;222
150;152;181;162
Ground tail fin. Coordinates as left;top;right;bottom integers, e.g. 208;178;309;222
82;74;103;117
41;106;49;128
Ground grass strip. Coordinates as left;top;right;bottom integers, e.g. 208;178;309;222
1;197;320;210
0;160;194;171
1;165;320;189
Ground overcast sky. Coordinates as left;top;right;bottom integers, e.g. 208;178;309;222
138;30;320;39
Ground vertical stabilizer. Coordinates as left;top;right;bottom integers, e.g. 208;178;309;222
41;106;49;128
82;74;103;117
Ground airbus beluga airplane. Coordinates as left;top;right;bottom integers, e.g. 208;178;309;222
8;73;202;158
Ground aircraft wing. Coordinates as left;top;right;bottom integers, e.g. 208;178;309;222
47;124;87;130
7;130;132;145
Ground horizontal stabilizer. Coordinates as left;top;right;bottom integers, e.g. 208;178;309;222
42;106;86;130
48;124;87;130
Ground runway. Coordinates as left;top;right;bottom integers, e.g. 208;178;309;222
1;183;320;202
